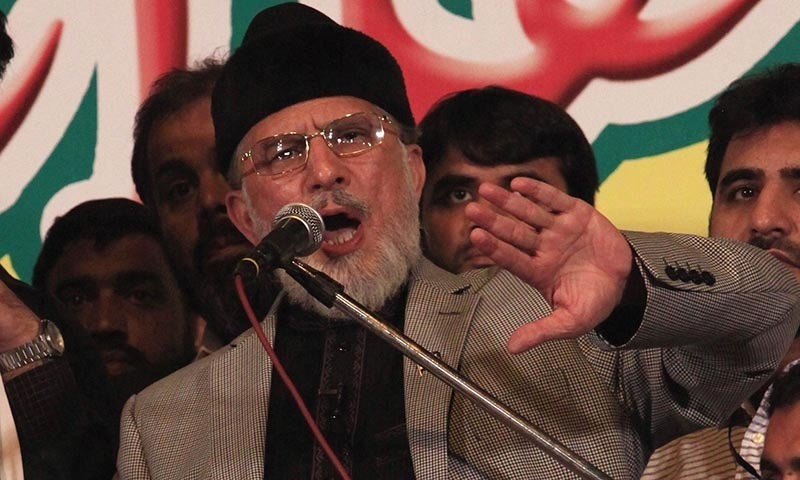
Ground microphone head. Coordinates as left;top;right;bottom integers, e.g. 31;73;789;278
272;203;325;256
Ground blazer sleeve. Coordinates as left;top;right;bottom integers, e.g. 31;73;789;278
584;231;800;449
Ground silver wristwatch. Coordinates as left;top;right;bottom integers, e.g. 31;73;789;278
0;320;65;373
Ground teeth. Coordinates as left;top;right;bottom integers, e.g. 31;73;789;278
324;228;356;246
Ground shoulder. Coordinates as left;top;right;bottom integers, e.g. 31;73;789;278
130;329;259;412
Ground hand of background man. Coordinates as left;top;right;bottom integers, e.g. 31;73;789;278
0;269;41;354
466;178;633;354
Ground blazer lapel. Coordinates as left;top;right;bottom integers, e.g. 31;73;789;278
403;261;492;478
208;308;279;478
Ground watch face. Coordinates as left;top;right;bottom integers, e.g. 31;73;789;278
43;321;66;354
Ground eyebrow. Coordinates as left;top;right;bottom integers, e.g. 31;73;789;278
781;166;800;180
431;169;555;191
759;455;800;474
718;168;762;189
54;270;165;295
760;455;778;474
718;166;800;189
431;174;478;192
507;169;556;185
153;159;195;181
53;276;95;296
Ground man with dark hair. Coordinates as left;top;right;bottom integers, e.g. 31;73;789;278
643;63;800;479
706;62;800;286
116;5;800;479
710;61;800;479
33;198;198;413
705;63;800;199
131;58;255;346
418;85;598;273
760;364;800;480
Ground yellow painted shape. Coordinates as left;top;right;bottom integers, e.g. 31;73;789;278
596;141;712;236
0;254;19;279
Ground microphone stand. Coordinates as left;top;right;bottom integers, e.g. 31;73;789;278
282;259;612;480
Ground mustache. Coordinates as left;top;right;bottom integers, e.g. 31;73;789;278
310;189;370;219
91;333;149;368
749;235;800;264
194;216;250;270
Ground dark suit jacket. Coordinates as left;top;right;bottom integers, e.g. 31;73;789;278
117;232;800;479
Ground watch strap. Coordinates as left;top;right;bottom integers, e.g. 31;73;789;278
0;320;63;373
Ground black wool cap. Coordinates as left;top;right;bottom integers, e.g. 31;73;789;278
212;3;415;176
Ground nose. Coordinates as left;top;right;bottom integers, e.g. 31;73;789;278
196;172;233;233
85;290;127;335
750;188;793;239
304;137;350;192
468;193;501;230
199;172;229;212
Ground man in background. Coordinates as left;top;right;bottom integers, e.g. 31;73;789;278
709;61;800;478
760;363;800;479
32;198;198;413
417;85;598;273
643;62;800;478
131;59;257;348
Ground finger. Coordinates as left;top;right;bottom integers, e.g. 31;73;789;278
507;310;583;354
469;228;537;284
476;183;556;230
509;177;576;214
466;202;540;255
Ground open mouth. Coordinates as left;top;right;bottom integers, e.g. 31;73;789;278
323;213;360;245
319;211;363;256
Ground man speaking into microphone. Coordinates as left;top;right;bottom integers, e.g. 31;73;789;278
116;4;800;479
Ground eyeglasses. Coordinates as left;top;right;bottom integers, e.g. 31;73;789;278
240;112;398;179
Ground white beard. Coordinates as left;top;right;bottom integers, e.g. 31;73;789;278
244;165;421;319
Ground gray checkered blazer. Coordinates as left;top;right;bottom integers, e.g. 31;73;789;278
116;232;800;479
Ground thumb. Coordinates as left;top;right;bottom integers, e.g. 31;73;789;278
506;310;581;354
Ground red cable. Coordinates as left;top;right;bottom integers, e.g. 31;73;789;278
234;274;352;480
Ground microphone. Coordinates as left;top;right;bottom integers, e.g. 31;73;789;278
235;203;325;278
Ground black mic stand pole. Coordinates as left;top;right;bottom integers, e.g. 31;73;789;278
283;259;612;480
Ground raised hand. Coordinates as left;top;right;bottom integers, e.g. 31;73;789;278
465;177;633;354
0;274;41;353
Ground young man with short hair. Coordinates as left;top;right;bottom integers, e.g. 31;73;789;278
418;85;597;274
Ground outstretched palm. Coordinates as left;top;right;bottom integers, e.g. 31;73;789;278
466;178;632;354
